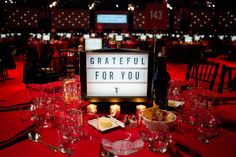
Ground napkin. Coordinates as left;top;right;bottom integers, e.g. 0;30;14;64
0;89;30;108
0;111;36;149
72;140;101;157
213;105;236;129
213;96;236;105
173;133;203;157
0;101;32;112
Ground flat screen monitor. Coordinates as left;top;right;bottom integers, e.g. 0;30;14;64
83;34;90;39
85;38;103;51
148;34;153;38
156;34;162;39
184;35;193;43
140;35;147;41
30;33;36;38
115;35;123;41
91;33;96;38
108;33;115;39
96;11;128;29
57;33;63;37
1;34;6;38
43;33;50;41
194;35;200;41
36;33;42;40
80;48;154;103
231;36;236;41
219;35;224;40
66;33;71;39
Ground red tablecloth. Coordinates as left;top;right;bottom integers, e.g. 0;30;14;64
1;84;236;157
1;124;236;157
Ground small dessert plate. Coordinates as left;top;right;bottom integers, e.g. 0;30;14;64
168;100;184;108
102;132;144;155
88;116;120;132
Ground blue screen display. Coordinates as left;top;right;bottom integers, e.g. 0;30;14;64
97;14;127;24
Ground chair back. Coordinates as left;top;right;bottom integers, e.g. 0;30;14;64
218;64;236;93
59;50;80;74
186;61;220;90
35;49;80;83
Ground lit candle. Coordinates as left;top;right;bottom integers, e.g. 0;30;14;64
110;104;121;118
87;104;97;114
136;105;146;126
136;105;146;116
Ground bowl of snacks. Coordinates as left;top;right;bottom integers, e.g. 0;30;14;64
142;104;176;131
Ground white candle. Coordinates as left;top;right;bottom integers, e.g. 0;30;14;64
110;104;121;118
136;105;146;116
87;104;97;114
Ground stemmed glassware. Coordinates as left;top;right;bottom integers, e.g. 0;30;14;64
29;83;55;128
168;80;181;100
176;87;221;143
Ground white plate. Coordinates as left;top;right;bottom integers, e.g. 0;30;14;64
102;132;144;155
88;116;120;132
168;100;184;108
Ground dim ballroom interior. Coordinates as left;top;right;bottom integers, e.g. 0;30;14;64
1;0;236;157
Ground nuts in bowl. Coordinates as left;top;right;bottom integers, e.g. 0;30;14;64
142;105;176;131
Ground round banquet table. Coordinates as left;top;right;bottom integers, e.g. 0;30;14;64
1;83;236;157
1;111;236;157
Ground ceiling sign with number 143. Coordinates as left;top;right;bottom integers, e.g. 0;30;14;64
145;3;168;30
150;10;163;20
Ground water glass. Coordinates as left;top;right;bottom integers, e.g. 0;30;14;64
33;96;54;128
20;104;37;122
62;78;81;110
28;84;43;102
189;87;203;108
58;109;83;154
147;123;170;153
81;112;100;141
169;80;181;96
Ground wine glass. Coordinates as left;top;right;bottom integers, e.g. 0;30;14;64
34;96;54;128
168;80;181;100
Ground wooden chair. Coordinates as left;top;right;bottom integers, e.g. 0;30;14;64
59;49;80;74
35;49;80;83
0;64;5;81
35;56;66;83
0;60;8;82
185;61;220;90
218;64;236;93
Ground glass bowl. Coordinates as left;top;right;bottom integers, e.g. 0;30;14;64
101;131;144;155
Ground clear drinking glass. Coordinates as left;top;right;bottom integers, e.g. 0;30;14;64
147;123;170;153
138;109;149;141
58;109;83;155
33;96;54;128
62;78;81;110
81;112;100;141
169;80;181;97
